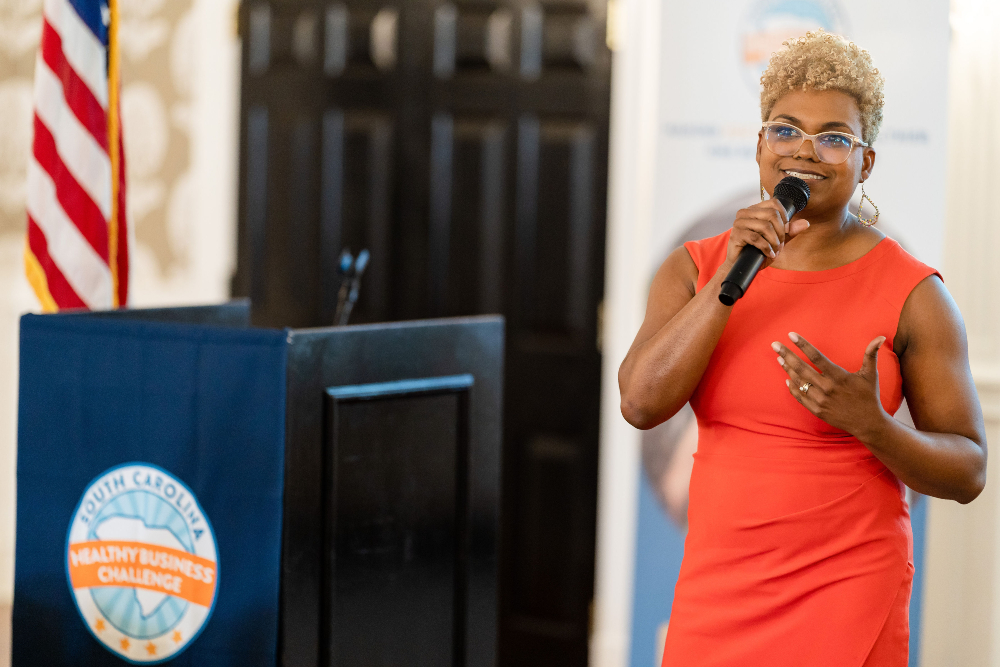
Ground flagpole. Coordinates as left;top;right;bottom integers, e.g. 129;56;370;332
107;0;121;309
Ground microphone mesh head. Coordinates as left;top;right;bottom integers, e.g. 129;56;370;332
773;176;810;215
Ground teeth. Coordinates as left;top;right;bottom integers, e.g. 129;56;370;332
785;170;824;180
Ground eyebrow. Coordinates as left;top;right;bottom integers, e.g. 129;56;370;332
773;114;856;133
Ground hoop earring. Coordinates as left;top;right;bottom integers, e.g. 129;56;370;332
857;183;879;227
760;182;767;202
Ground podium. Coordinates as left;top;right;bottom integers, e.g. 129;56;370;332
13;302;503;667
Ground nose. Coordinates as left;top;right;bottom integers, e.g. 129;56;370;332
795;137;821;161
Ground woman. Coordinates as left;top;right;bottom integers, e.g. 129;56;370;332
618;31;987;666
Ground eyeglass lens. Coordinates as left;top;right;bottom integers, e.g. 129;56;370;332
765;124;855;164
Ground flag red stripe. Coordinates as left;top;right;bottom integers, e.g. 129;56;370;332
40;18;108;151
115;116;128;305
27;216;88;309
32;114;110;262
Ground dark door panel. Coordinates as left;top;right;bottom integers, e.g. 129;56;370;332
236;0;609;663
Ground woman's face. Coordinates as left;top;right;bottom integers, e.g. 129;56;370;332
756;88;875;221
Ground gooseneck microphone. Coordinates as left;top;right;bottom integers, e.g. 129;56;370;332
718;176;810;306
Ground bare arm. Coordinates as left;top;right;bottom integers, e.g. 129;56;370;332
775;276;987;503
619;199;809;429
617;247;734;429
874;277;986;502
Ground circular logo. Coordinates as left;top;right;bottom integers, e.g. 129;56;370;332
739;0;849;92
66;463;219;663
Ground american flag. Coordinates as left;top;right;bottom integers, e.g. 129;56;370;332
24;0;128;311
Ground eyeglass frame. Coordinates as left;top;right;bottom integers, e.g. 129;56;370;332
760;121;869;164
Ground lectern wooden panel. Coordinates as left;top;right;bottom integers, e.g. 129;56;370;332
14;303;502;667
282;317;503;667
325;376;471;666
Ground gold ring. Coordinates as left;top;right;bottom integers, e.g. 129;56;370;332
799;382;812;394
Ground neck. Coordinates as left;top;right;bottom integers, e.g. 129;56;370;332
778;203;879;270
790;204;856;248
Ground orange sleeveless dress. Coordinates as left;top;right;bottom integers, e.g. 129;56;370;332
660;231;939;667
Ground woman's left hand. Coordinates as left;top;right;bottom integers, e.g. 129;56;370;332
772;332;889;440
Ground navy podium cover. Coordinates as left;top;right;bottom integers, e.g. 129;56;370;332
14;311;287;666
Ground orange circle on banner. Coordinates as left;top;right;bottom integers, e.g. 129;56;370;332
66;463;219;664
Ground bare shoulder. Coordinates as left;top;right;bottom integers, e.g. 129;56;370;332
633;246;700;345
651;246;699;302
896;272;985;446
896;275;965;359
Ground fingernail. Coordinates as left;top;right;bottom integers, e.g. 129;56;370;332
785;379;790;386
770;342;780;353
777;356;784;366
788;332;800;343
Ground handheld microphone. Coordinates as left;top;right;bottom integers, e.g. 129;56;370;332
718;176;810;306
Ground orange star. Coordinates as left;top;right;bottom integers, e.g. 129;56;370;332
95;619;105;632
120;638;130;651
172;630;182;644
146;642;157;656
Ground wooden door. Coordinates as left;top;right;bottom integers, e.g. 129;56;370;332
234;0;610;663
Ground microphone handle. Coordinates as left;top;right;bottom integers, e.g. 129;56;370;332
718;246;765;306
717;199;794;306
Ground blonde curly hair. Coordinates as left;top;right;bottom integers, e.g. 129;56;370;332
760;30;885;144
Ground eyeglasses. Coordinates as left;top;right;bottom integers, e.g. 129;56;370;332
762;121;869;165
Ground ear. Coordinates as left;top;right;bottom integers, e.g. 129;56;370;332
860;147;876;182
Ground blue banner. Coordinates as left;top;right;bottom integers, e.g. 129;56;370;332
14;314;287;666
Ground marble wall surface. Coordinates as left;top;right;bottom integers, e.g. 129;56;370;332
0;1;240;662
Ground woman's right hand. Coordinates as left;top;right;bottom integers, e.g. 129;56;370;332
725;199;810;269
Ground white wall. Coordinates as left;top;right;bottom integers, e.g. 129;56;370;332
0;240;37;667
591;0;662;661
921;1;1000;664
